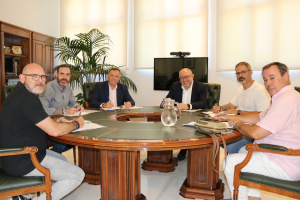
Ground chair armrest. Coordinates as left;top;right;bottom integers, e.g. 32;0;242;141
246;144;300;156
0;146;51;187
0;147;33;157
233;143;300;188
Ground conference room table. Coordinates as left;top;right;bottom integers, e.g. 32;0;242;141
49;107;242;200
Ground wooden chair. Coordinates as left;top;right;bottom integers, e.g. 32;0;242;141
233;143;300;200
0;146;52;200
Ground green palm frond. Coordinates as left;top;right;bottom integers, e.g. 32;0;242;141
46;28;137;98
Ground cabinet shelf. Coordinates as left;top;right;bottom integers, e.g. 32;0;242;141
1;21;54;110
5;53;27;58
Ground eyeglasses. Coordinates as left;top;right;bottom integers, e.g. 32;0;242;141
235;70;250;76
23;74;47;81
179;74;192;80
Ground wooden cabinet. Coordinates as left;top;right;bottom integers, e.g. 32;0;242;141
0;21;54;109
32;32;54;83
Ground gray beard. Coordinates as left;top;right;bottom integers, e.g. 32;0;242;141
25;83;44;95
238;79;247;84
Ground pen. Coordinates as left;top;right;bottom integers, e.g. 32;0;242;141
215;103;218;113
78;112;81;118
217;113;226;116
107;96;111;102
107;110;114;112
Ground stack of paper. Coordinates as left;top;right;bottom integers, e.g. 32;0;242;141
65;109;99;117
102;106;143;111
72;120;106;132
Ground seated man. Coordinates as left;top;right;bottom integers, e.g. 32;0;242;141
213;62;270;153
216;62;300;200
90;67;135;108
162;68;207;160
39;64;84;154
0;63;85;200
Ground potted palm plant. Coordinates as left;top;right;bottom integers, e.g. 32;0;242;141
46;28;137;105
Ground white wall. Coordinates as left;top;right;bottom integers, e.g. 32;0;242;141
2;0;299;106
0;0;60;37
0;0;60;65
127;0;300;107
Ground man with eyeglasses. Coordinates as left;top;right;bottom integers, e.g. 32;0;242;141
217;62;300;200
39;64;84;154
212;62;271;154
161;68;208;160
0;63;85;200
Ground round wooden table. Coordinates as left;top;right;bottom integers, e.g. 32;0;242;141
49;107;242;200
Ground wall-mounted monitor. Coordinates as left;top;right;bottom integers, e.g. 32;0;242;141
154;57;208;91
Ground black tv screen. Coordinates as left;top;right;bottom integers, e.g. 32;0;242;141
154;57;208;90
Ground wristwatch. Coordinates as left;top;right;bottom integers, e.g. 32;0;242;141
231;121;238;128
62;109;66;115
187;104;191;110
72;121;80;130
237;110;241;115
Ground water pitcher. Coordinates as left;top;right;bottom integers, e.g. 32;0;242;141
161;98;181;126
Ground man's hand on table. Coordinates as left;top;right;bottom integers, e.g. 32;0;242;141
179;103;188;110
103;102;114;108
76;106;84;112
124;102;132;109
55;117;69;123
66;107;76;114
73;117;84;128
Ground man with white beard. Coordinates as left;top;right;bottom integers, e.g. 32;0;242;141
212;62;271;153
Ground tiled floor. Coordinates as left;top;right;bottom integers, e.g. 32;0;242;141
1;149;296;200
61;148;296;200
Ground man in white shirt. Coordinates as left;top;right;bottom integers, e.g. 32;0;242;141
162;68;208;160
212;62;271;153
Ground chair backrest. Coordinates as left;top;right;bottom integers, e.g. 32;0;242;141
204;83;221;109
295;86;300;93
83;82;97;108
1;85;16;102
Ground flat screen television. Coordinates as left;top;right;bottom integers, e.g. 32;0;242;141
154;57;208;90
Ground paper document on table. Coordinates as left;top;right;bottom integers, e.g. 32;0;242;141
65;109;99;116
223;122;233;128
72;120;106;132
102;106;143;111
223;122;252;129
182;109;202;112
183;121;196;126
202;111;216;117
202;111;235;118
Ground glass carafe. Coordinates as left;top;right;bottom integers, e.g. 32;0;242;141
161;98;181;126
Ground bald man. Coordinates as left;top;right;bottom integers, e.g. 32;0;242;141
161;68;208;160
0;63;85;200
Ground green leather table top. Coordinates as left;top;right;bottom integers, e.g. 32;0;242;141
50;107;242;150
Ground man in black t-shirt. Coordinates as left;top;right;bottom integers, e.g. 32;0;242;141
0;63;85;200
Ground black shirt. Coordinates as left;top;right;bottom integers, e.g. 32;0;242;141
0;82;49;176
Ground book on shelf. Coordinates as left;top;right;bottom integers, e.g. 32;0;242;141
5;72;17;75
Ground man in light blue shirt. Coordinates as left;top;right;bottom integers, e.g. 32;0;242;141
40;64;84;116
40;64;84;153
